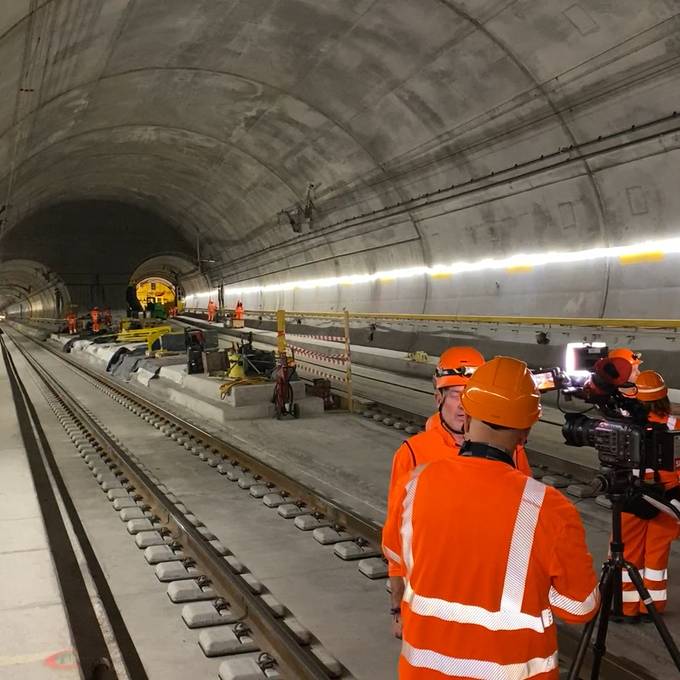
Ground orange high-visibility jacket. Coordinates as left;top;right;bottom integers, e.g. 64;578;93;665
386;413;532;577
621;410;680;615
383;456;599;680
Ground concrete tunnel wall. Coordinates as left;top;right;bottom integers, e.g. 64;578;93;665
2;3;680;329
0;259;70;318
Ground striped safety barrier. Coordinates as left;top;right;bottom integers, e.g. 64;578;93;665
296;361;347;384
288;333;346;343
289;344;348;365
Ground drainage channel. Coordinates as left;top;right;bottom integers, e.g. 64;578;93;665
8;325;663;680
7;331;350;680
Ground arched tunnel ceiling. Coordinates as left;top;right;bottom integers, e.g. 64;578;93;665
0;1;679;297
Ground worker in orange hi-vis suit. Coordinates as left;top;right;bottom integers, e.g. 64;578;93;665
232;300;245;328
383;356;599;679
66;310;77;335
207;299;217;322
386;347;533;638
90;307;100;333
620;370;680;621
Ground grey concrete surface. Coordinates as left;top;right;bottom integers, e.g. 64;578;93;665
8;324;680;678
9;330;403;679
6;333;226;679
0;340;80;679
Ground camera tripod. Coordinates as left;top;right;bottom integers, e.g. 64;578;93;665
567;489;680;679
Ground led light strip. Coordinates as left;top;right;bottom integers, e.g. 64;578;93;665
186;237;680;300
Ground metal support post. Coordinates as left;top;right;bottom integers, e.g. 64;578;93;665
343;309;353;413
276;309;287;360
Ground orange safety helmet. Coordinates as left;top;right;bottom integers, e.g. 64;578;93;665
461;356;541;429
434;346;485;389
635;370;667;402
608;348;642;366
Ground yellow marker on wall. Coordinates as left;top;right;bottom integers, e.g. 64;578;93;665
619;250;664;265
505;265;534;273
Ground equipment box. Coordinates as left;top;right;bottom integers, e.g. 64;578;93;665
202;350;228;375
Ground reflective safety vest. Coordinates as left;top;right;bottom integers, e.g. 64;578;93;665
386;414;532;578
383;456;599;679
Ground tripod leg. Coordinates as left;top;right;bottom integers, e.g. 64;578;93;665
567;563;614;680
589;563;617;680
625;562;680;671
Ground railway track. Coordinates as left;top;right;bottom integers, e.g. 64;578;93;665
2;322;667;679
2;329;351;679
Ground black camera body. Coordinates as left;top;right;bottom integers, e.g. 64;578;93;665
562;412;680;473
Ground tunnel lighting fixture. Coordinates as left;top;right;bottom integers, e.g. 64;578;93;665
565;342;607;377
185;236;680;300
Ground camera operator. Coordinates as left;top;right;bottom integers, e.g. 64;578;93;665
620;370;680;622
608;348;642;395
383;357;599;679
384;347;532;639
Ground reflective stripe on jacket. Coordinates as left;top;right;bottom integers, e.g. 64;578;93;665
383;457;599;679
386;414;531;577
386;417;460;577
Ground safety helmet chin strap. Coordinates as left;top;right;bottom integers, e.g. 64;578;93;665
438;395;464;436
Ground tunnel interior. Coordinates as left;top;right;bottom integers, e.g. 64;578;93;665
0;1;679;321
135;277;175;309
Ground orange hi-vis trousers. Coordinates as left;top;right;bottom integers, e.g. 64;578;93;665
621;511;677;615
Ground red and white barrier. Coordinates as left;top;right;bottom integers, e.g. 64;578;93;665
288;333;345;343
296;362;347;383
289;344;348;365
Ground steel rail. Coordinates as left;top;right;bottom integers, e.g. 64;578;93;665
8;330;343;680
8;324;666;679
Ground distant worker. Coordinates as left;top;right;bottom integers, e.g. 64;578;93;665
90;306;100;333
233;300;245;328
207;299;218;322
103;307;112;328
385;347;532;638
66;310;77;335
383;356;599;678
621;370;679;621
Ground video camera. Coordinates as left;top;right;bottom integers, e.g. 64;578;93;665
533;343;680;475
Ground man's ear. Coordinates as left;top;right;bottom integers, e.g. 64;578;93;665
433;386;443;406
